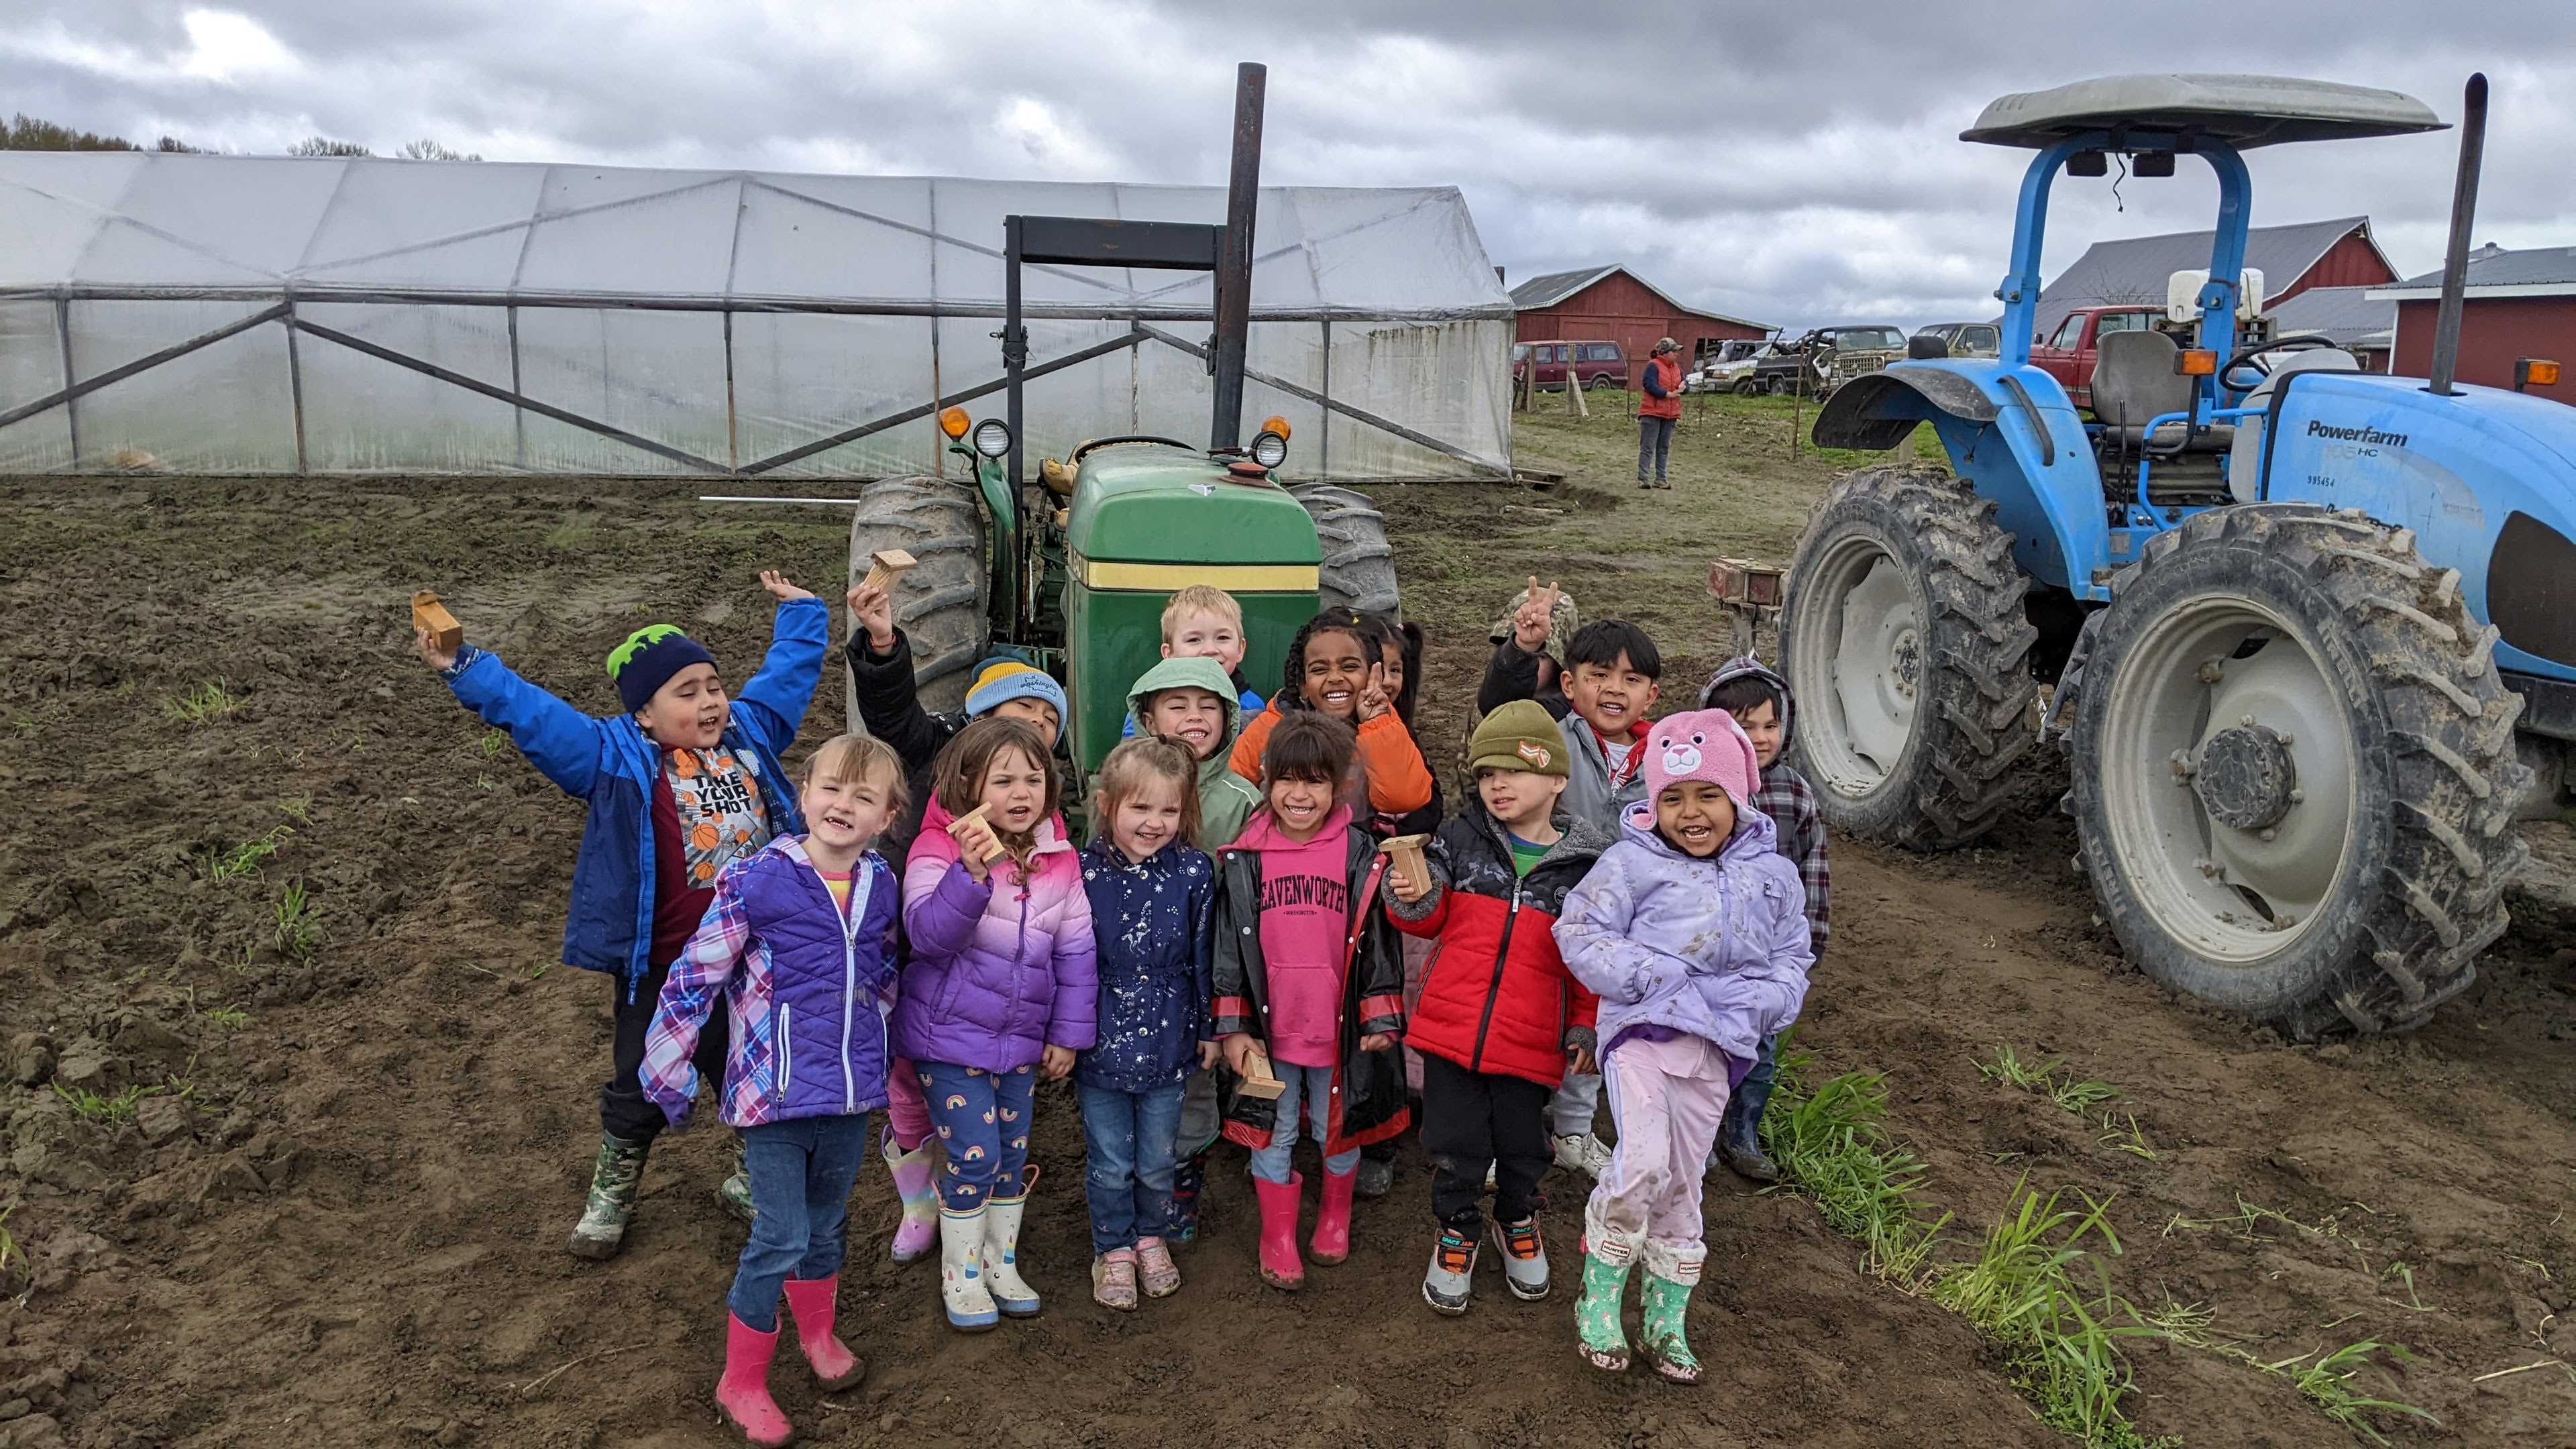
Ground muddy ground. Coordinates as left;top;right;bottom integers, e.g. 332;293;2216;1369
0;396;2571;1448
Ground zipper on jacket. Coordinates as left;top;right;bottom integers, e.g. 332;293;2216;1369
775;1002;793;1104
1466;886;1523;1071
838;860;868;1114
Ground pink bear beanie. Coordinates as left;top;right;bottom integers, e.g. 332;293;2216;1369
1640;708;1764;811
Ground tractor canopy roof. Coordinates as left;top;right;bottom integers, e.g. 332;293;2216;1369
1963;74;2445;150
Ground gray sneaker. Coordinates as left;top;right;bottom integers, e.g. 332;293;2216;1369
1489;1216;1550;1301
1552;1132;1613;1180
1422;1226;1478;1316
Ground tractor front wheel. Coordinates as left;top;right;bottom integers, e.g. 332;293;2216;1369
2063;504;2533;1036
845;475;989;727
1781;466;2037;848
1290;484;1400;616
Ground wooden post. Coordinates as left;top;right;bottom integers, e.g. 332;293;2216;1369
1568;344;1589;419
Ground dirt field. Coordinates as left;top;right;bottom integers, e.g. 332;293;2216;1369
1;397;2571;1448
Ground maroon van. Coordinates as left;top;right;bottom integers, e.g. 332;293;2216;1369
1511;339;1629;391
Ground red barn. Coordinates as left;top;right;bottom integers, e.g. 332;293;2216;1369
1509;265;1769;386
2026;216;2398;347
2372;244;2576;405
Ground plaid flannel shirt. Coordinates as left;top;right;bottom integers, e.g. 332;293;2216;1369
1751;762;1830;959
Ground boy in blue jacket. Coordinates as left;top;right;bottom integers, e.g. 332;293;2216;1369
416;570;829;1259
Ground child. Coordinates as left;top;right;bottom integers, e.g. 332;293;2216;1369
1077;738;1218;1309
416;570;826;1259
1556;710;1814;1385
1383;702;1609;1315
1211;712;1409;1291
1699;658;1831;1182
1351;609;1440;1201
896;716;1097;1330
641;735;905;1447
1479;587;1666;1181
1146;584;1268;724
1227;609;1434;823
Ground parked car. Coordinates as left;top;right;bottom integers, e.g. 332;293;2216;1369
1686;338;1776;394
1511;339;1629;392
1913;322;2001;358
1750;325;1908;396
2026;306;2165;409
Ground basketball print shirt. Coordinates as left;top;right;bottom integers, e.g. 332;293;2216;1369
649;746;775;967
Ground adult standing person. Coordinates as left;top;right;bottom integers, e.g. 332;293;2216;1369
1635;338;1682;489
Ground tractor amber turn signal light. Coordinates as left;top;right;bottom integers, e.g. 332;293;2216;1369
2515;358;2560;391
938;406;971;439
1260;415;1291;441
2177;350;2217;376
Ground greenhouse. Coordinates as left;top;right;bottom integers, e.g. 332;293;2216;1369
0;152;1515;480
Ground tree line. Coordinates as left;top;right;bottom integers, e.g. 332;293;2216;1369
3;113;477;160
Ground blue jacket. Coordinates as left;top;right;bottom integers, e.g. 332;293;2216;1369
441;596;829;997
1075;837;1216;1092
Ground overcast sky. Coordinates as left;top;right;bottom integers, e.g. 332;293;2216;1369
8;1;2574;329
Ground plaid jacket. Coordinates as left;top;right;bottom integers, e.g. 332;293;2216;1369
1751;763;1830;958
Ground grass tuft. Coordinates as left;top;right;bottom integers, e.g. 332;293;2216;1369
274;880;321;962
52;1081;162;1128
203;1003;250;1030
2143;1300;2438;1444
160;680;241;724
1764;1053;1949;1282
197;825;293;881
1977;1044;2125;1120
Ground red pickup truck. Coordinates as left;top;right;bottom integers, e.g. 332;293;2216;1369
2028;305;2165;410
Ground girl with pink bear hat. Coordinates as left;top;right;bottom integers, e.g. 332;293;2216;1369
1552;708;1815;1387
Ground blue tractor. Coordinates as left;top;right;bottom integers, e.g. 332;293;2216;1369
1793;74;2573;1037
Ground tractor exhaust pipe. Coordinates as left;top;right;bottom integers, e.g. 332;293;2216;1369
1209;61;1266;452
2428;72;2487;397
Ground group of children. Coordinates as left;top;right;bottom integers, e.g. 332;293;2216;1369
416;567;1827;1444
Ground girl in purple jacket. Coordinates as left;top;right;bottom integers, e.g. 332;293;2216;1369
897;716;1099;1332
1555;709;1813;1387
642;735;907;1448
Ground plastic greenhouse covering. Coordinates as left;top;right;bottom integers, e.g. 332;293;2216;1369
0;153;1517;480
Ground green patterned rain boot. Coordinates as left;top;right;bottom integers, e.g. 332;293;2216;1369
568;1132;650;1260
1638;1241;1707;1386
1573;1240;1633;1373
718;1135;757;1228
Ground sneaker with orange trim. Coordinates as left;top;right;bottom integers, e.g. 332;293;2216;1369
1422;1225;1479;1315
1489;1216;1550;1301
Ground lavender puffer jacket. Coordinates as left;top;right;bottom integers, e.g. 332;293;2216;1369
1552;801;1814;1063
894;802;1099;1073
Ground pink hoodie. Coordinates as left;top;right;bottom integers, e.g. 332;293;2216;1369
1228;804;1356;1069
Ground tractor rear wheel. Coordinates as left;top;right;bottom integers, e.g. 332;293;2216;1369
1291;484;1401;616
1781;466;2037;848
845;475;988;728
2063;504;2533;1036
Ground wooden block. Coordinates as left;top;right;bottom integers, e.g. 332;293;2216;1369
411;590;462;653
1379;833;1432;890
1236;1042;1287;1101
945;803;1011;865
861;548;920;594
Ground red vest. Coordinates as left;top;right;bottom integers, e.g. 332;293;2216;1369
1640;356;1683;419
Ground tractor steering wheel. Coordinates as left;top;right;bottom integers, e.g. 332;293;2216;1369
2219;333;2342;394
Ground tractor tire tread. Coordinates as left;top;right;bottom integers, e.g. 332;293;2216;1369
1291;483;1402;617
846;476;989;723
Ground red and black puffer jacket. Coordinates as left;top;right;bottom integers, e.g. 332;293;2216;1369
1385;801;1610;1087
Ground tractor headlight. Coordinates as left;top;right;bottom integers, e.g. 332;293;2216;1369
972;419;1012;459
1250;429;1289;470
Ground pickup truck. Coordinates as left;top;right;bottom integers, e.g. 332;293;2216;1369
1750;325;1906;397
2027;306;2168;409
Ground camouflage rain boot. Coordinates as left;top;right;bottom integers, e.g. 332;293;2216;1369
718;1134;758;1228
1637;1241;1707;1386
1574;1234;1634;1373
1169;1148;1208;1244
569;1132;650;1260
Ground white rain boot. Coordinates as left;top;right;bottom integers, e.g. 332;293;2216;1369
983;1189;1042;1318
937;1208;999;1332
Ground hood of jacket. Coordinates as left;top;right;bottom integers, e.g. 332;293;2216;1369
1698;655;1796;755
1128;654;1242;749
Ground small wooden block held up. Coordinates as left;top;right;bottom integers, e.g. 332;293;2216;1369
861;549;919;594
945;803;1012;865
1236;1042;1287;1101
411;590;462;653
1379;833;1432;890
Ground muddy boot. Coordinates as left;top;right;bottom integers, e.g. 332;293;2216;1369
983;1174;1042;1319
716;1313;795;1447
568;1132;649;1260
937;1208;999;1332
718;1136;758;1227
1309;1163;1358;1266
1717;1042;1780;1182
1169;1148;1208;1244
881;1129;939;1264
1422;1224;1477;1316
1356;1142;1397;1199
1489;1216;1550;1301
780;1275;865;1392
1638;1240;1707;1386
1252;1172;1305;1291
1091;1248;1140;1311
1574;1233;1635;1373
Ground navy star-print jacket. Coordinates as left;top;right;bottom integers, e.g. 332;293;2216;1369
1075;837;1217;1092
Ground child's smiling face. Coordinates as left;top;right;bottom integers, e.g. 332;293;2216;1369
1565;652;1657;740
1731;698;1783;769
1164;609;1246;673
1655;781;1736;858
1298;628;1371;720
1109;773;1187;864
1265;770;1336;841
802;764;896;854
635;663;731;749
1141;686;1228;759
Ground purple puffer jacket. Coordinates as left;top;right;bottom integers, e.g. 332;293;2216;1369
894;801;1099;1073
1553;800;1814;1064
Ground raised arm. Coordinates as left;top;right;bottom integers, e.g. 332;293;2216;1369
1354;712;1434;814
439;645;608;799
728;580;830;754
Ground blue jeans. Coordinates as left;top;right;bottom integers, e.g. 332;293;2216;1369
918;1060;1038;1212
1249;1061;1359;1185
1079;1080;1188;1253
1638;415;1676;481
729;1114;872;1330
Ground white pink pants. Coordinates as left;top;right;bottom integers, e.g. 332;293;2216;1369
1583;1032;1731;1281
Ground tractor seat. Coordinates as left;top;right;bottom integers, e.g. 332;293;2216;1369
2090;329;2231;451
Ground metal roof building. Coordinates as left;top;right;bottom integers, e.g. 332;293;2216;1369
1509;264;1768;380
0;152;1517;479
2266;284;2396;366
2027;215;2397;341
2370;243;2576;405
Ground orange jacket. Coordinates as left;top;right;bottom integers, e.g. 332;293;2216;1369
1639;354;1683;419
1228;702;1435;816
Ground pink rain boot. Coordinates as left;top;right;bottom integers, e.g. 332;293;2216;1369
779;1275;865;1392
1309;1163;1358;1266
881;1128;939;1265
1253;1172;1305;1291
715;1313;795;1448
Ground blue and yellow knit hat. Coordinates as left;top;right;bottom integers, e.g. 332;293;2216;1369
606;625;716;712
963;659;1067;719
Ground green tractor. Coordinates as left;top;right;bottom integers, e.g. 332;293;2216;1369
842;62;1399;776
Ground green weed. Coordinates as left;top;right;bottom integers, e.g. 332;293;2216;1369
1764;1055;1948;1282
223;941;259;975
480;729;507;757
196;825;294;881
161;680;241;724
2096;1112;2158;1161
278;794;313;825
274;880;321;961
1976;1044;2125;1121
2283;1342;2437;1444
204;1004;250;1030
52;1081;162;1127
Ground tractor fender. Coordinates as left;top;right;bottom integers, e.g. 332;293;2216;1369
1811;360;2112;599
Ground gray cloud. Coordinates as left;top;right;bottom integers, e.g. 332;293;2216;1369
7;1;2572;329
